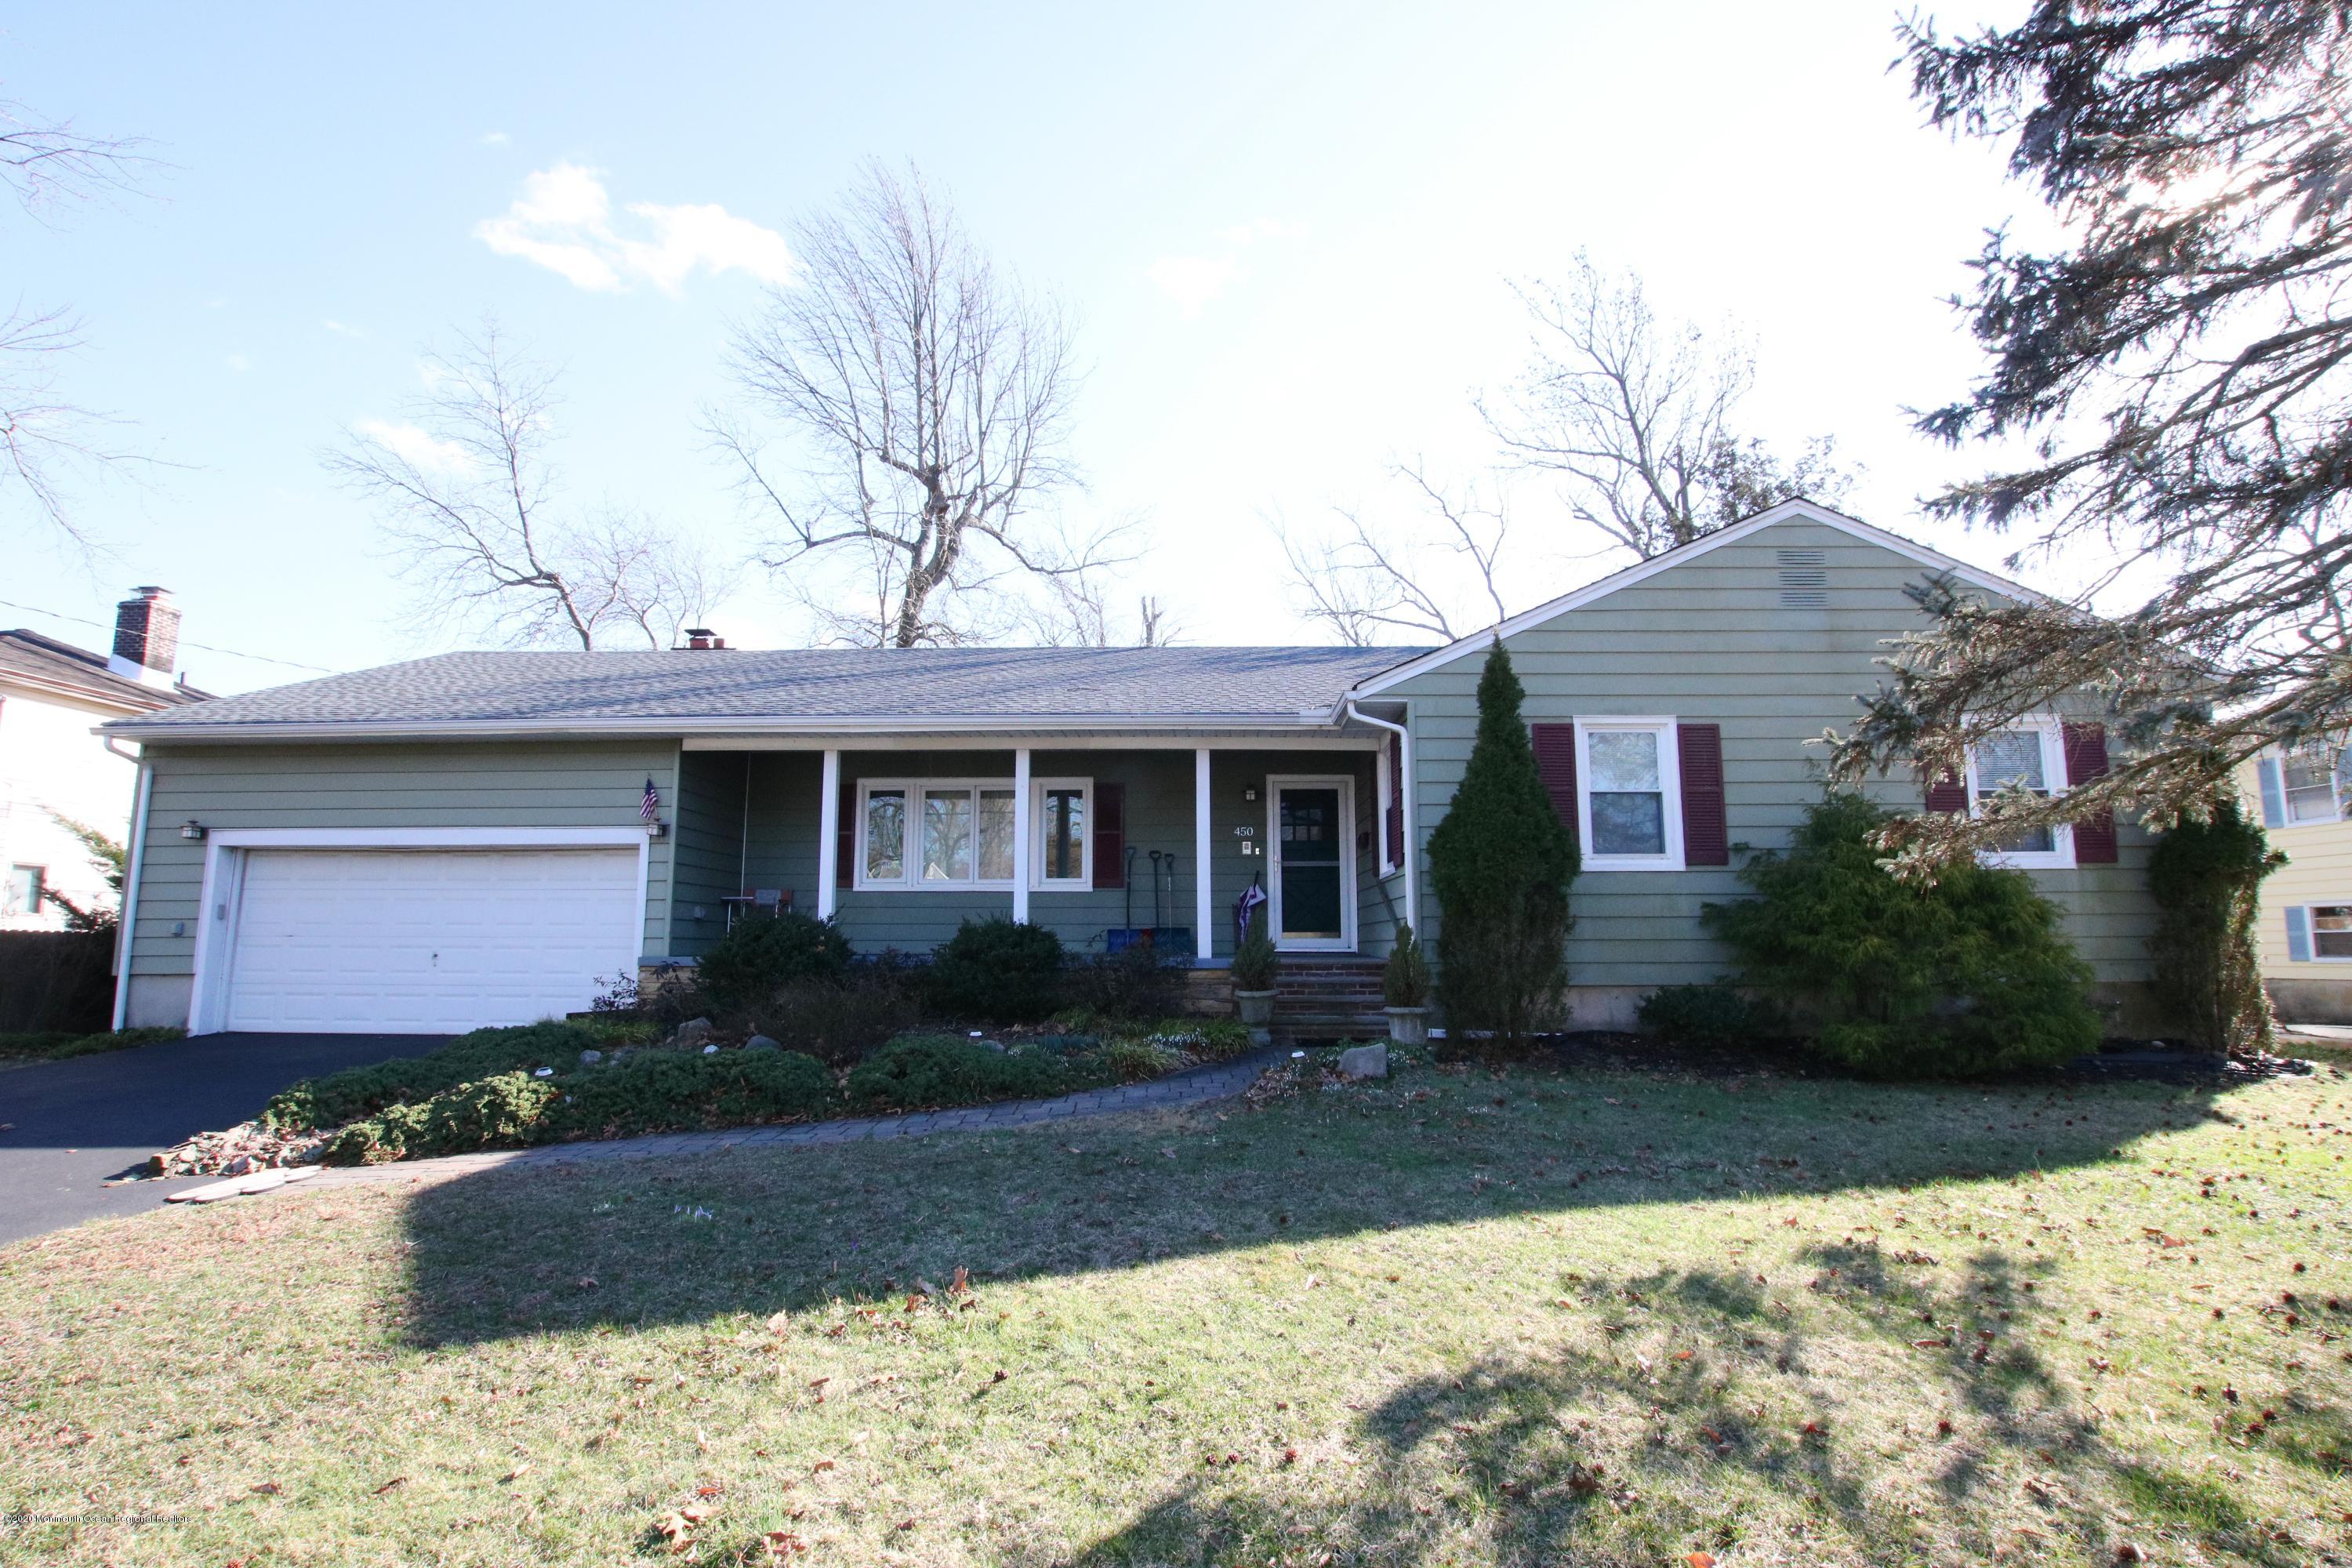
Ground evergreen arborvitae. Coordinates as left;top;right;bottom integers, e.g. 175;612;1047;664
1424;641;1577;1050
2145;797;2282;1058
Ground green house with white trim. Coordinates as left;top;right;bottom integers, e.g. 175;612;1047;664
100;501;2165;1037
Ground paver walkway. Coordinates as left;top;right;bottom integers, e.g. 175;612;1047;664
258;1047;1288;1198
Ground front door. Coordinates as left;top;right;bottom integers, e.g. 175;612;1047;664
1269;778;1354;951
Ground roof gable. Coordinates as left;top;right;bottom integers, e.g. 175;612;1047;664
0;628;203;712
1345;500;2048;699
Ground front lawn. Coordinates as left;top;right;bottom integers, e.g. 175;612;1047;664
5;1051;2349;1566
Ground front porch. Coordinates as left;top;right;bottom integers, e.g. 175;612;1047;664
664;738;1407;968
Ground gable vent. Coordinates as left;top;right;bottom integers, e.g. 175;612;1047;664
1776;547;1828;608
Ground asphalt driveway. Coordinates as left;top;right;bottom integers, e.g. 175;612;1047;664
0;1032;448;1247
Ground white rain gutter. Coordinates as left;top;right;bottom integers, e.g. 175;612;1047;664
1343;699;1417;937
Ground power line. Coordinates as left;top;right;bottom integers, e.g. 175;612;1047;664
0;596;336;673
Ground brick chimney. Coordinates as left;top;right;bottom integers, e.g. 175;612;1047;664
108;586;181;689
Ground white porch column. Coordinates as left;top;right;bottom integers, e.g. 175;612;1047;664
816;748;840;920
1011;747;1032;924
1194;747;1214;960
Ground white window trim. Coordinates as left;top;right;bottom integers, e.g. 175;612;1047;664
1965;717;2075;869
1032;776;1092;888
2277;742;2347;826
2307;905;2352;963
1574;716;1684;872
854;776;1094;892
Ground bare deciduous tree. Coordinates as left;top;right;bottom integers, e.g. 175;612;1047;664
711;160;1128;648
1023;572;1184;648
1482;252;1849;561
326;323;711;650
2;93;158;549
1277;463;1510;646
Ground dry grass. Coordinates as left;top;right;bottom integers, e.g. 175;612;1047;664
4;1047;2351;1566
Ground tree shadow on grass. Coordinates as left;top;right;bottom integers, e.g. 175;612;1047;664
392;1062;2225;1352
1040;1250;2312;1568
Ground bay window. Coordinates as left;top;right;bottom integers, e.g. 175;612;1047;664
856;777;1091;890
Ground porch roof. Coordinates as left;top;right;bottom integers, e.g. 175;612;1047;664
103;644;1431;742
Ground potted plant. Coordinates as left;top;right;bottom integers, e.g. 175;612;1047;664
1382;920;1432;1044
1232;908;1279;1033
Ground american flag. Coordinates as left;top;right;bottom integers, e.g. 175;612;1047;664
640;778;659;822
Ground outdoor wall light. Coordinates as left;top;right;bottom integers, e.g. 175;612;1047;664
648;819;669;840
180;820;206;840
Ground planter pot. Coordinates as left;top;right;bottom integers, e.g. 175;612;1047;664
1384;1006;1430;1045
1234;989;1276;1026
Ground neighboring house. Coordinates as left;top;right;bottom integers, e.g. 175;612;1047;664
100;502;2165;1037
1;589;204;932
2247;741;2352;1023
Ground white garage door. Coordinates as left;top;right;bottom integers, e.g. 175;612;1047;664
222;848;643;1033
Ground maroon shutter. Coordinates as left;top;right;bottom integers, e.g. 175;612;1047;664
1092;780;1126;889
2063;721;2118;864
1676;722;1729;866
1385;732;1405;867
1531;722;1578;846
1924;768;1969;815
835;776;855;888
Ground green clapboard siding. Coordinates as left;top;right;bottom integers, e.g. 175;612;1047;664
1384;517;2158;987
127;741;682;977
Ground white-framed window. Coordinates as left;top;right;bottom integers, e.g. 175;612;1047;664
855;777;1092;891
2281;742;2344;824
1965;719;2074;869
1575;717;1684;871
2314;906;2352;960
1033;777;1091;887
2;864;43;917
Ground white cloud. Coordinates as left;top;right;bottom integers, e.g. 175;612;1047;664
474;162;796;294
1148;219;1301;317
322;319;365;338
354;417;474;475
480;130;511;147
1146;255;1241;318
225;353;250;372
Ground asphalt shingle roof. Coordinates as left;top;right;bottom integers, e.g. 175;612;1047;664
109;644;1430;734
0;629;205;711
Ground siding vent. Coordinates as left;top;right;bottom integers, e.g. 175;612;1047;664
1776;547;1828;608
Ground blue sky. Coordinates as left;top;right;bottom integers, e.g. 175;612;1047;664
5;1;2035;693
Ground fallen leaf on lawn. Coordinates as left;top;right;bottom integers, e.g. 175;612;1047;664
811;1458;835;1472
373;1476;406;1494
500;1463;531;1483
1688;1555;1718;1568
766;1310;792;1333
248;1481;281;1495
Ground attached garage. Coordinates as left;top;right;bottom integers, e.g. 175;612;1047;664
191;832;650;1035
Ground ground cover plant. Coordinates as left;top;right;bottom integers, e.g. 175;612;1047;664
0;1025;183;1062
5;1046;2348;1566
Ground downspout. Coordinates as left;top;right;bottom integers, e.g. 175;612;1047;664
106;738;151;1032
1342;699;1417;938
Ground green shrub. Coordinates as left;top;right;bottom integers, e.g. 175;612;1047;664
1232;908;1279;991
844;1032;1073;1110
325;1071;559;1165
1130;1018;1253;1061
1095;1037;1182;1081
264;1022;597;1131
2146;797;2282;1055
1636;983;1779;1048
1425;643;1576;1051
1062;945;1186;1020
696;911;853;1011
926;919;1065;1023
550;1047;832;1138
752;969;924;1067
1382;920;1432;1008
1704;791;2101;1080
